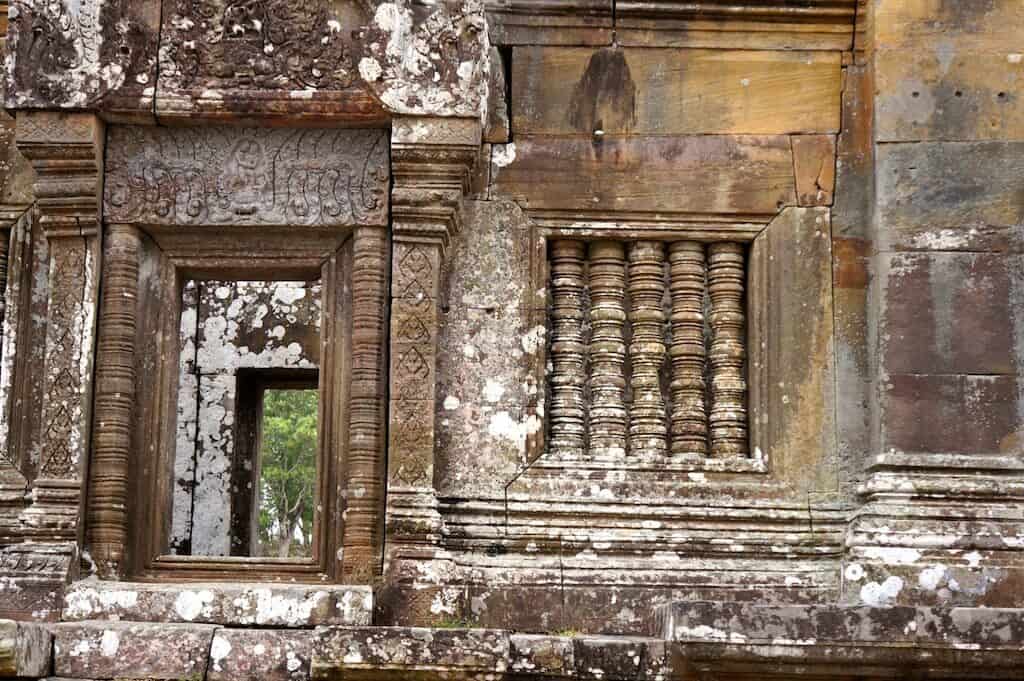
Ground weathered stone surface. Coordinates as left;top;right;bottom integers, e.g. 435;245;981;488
791;134;836;206
312;627;510;681
485;1;613;46
484;47;510;143
208;628;312;681
879;252;1021;376
359;0;489;117
876;141;1024;252
491;136;797;217
748;207;837;493
104;126;389;227
436;199;538;496
52;621;215;680
155;0;386;122
0;619;51;677
876;49;1024;142
513;47;842;136
63;582;373;626
6;0;159;113
614;0;858;50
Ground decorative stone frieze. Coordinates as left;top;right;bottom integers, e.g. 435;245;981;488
104;126;389;227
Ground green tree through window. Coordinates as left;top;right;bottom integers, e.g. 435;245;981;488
257;388;318;557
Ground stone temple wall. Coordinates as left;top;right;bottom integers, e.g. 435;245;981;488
1;1;1024;679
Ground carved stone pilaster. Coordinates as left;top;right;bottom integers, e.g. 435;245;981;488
384;116;478;617
340;225;390;582
5;112;104;616
87;224;141;579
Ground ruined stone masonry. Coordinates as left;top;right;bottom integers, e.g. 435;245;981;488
1;1;1024;679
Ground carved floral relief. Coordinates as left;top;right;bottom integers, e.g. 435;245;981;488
104;126;389;226
160;0;366;91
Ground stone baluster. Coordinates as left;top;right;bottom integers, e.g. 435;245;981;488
627;241;668;460
707;242;748;457
87;224;141;579
549;240;588;461
587;241;628;461
668;241;708;457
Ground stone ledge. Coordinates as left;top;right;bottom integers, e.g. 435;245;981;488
0;619;51;678
311;627;669;681
62;581;373;627
660;602;1024;677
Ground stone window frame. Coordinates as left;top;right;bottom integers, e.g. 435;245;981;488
510;206;838;499
86;125;392;583
521;220;784;477
118;229;354;581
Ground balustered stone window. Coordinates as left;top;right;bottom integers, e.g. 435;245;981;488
544;238;753;468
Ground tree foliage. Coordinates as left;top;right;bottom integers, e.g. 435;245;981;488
257;388;318;557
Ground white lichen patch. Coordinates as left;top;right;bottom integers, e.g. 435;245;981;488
175;589;216;621
859;576;904;608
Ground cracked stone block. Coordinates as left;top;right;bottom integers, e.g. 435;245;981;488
63;582;373;627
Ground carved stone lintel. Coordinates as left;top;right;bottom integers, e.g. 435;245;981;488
104;126;389;227
87;224;142;579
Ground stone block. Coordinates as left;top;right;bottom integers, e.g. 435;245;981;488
573;636;667;681
880;252;1021;376
792;135;837;206
512;47;841;137
62;582;372;626
877;142;1024;253
880;373;1020;455
876;48;1024;142
0;619;51;678
492;135;796;217
208;628;312;681
52;621;215;680
510;634;574;676
311;626;510;681
748;207;837;493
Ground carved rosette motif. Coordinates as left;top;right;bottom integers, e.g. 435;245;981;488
668;242;708;456
548;240;588;461
627;241;668;460
104;126;388;226
587;241;627;461
707;242;748;457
